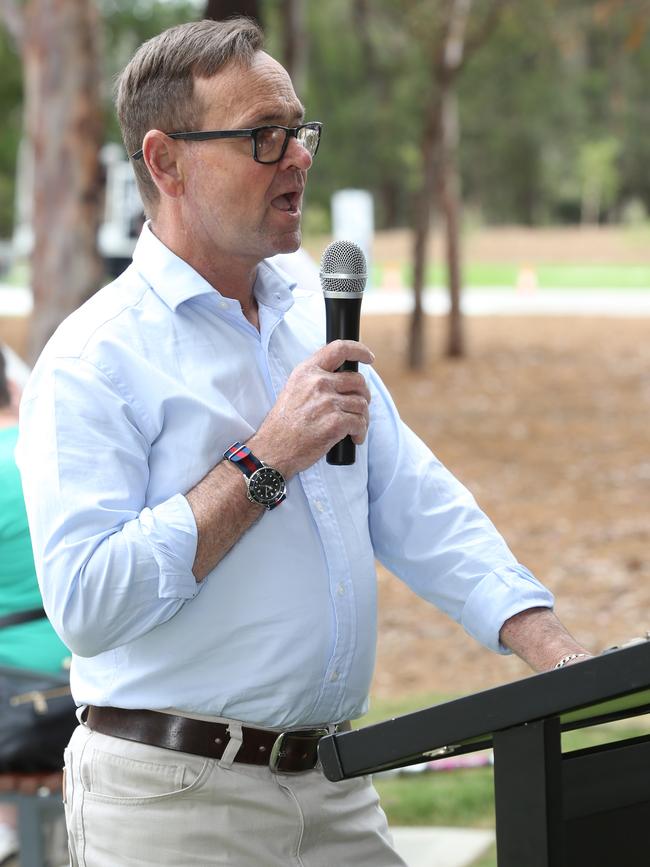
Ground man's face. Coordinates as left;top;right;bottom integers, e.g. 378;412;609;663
179;52;312;266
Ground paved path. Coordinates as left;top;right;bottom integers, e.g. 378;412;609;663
363;286;650;317
0;828;494;867
391;826;495;867
3;282;650;318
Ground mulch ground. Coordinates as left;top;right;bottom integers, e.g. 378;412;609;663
365;313;650;698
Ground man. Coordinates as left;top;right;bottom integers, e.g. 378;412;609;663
17;18;590;867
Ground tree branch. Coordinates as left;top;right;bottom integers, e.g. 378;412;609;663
444;0;473;70
0;0;24;49
464;0;511;60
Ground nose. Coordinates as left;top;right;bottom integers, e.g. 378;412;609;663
280;133;313;171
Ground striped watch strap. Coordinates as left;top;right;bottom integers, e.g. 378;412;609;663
223;442;262;478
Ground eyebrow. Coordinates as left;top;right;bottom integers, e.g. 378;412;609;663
242;106;306;127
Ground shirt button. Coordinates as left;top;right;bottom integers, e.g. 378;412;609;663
218;300;229;310
330;671;339;682
314;499;325;513
337;583;345;596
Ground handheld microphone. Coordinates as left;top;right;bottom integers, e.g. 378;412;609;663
319;240;367;466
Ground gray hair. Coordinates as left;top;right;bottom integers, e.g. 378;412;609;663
115;18;264;213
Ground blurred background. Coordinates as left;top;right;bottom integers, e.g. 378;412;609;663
1;2;649;863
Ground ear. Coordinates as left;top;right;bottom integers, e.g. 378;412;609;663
141;130;185;200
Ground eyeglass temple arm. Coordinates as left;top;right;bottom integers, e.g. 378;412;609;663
130;129;252;161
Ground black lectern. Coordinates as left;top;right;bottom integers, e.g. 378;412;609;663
318;641;650;867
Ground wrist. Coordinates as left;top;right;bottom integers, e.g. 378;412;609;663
222;441;286;511
246;434;296;481
553;652;591;670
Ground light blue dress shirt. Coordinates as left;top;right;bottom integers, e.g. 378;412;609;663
17;224;553;727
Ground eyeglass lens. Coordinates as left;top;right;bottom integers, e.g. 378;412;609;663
254;126;320;163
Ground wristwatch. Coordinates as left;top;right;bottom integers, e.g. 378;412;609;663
223;442;286;510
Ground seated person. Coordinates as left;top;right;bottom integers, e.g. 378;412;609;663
0;346;71;864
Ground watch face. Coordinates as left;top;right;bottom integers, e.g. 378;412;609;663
248;467;286;506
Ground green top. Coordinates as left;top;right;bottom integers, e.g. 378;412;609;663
0;425;70;673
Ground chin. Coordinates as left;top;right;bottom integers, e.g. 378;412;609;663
272;230;302;255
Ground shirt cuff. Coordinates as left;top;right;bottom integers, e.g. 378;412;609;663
461;564;555;654
138;493;199;599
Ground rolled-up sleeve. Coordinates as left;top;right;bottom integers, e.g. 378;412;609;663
17;356;200;658
366;368;554;654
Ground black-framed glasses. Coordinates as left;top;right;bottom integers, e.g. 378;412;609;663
130;121;322;164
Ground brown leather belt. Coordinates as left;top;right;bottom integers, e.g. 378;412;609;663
83;706;350;773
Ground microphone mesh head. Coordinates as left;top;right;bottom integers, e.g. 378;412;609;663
319;240;367;295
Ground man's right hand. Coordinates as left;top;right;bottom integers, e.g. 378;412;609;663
187;340;374;579
249;340;375;478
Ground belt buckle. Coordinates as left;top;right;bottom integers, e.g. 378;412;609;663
269;727;329;773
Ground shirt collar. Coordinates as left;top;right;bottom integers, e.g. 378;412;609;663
132;222;296;314
255;259;297;315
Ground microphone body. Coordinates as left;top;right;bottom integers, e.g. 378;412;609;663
319;241;367;466
325;297;363;464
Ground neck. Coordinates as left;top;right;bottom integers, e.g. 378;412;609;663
150;219;260;330
150;218;260;323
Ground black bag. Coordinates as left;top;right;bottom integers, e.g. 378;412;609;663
0;609;79;773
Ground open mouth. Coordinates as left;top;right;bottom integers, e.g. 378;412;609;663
271;191;301;215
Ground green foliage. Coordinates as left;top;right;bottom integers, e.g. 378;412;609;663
297;0;425;228
0;28;23;236
375;767;495;827
0;0;200;238
578;137;622;221
357;691;454;728
459;0;650;224
460;0;581;224
3;0;650;236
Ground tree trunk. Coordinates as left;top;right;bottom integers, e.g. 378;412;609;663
378;179;400;228
204;0;262;25
438;86;465;358
23;0;104;361
409;97;441;370
581;180;601;226
281;0;308;99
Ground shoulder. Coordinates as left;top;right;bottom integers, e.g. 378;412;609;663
22;266;163;402
42;267;153;359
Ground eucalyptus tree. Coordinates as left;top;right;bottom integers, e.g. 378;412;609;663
0;0;104;362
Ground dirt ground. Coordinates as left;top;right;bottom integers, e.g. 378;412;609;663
305;225;650;266
364;313;650;698
2;308;649;701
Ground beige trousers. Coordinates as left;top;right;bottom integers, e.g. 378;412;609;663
63;724;407;867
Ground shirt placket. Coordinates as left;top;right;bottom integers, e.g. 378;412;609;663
299;464;358;722
264;327;358;723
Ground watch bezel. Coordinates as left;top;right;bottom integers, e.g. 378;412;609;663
246;466;286;508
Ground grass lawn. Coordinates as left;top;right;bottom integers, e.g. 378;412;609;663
469;844;498;867
5;253;650;294
385;262;650;290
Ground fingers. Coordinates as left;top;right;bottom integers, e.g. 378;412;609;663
253;341;374;477
328;370;372;402
311;343;372;446
334;394;370;445
316;340;375;373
